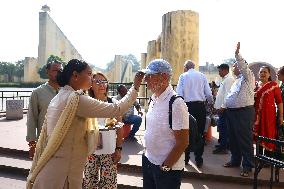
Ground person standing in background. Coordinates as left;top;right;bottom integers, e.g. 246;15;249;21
176;59;213;168
254;66;283;157
223;42;255;177
83;72;123;189
213;64;235;154
26;61;62;159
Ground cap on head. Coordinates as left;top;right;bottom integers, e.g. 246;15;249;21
140;59;172;75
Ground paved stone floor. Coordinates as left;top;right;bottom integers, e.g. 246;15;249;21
0;114;283;188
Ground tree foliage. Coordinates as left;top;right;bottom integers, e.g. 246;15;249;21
14;59;24;78
38;55;63;79
0;62;16;82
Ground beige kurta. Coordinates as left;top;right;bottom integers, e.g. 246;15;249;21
32;85;137;189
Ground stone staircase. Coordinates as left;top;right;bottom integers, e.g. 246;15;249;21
1;146;284;189
0;147;143;189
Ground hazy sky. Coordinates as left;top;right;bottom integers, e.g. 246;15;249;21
0;0;283;68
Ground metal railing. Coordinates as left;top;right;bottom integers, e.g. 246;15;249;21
0;91;32;112
0;83;177;113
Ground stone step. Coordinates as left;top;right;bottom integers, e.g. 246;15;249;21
1;147;284;188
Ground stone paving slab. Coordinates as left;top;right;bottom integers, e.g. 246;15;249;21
0;115;283;184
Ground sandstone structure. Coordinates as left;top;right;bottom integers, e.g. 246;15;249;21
38;9;82;67
24;5;82;82
105;55;133;83
139;53;147;103
146;39;161;65
23;57;40;82
161;10;199;84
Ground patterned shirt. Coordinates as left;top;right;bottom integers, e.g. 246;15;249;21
225;54;255;108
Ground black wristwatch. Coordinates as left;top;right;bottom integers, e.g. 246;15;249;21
160;163;171;172
115;146;122;151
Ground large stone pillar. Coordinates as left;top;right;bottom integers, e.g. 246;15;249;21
161;10;199;84
139;53;147;105
146;40;158;65
141;53;147;70
114;55;123;82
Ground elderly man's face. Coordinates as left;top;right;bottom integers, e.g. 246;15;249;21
232;63;240;76
144;73;166;93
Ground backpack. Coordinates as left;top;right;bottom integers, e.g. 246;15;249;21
169;95;203;152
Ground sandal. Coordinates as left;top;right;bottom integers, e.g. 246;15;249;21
240;170;249;177
223;162;240;168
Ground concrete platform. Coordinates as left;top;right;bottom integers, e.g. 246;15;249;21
0;115;283;188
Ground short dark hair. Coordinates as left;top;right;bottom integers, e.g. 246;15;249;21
117;84;127;93
279;66;284;76
46;60;62;70
56;59;89;87
217;64;230;71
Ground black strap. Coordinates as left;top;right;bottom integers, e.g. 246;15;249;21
169;95;184;129
148;97;153;106
107;97;113;103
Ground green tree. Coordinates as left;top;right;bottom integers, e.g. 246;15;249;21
38;55;63;79
0;62;16;82
14;59;24;78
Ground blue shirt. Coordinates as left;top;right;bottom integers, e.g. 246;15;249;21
176;69;213;104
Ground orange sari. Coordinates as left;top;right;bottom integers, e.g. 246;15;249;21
254;81;283;151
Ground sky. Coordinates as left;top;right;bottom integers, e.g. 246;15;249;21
0;0;284;69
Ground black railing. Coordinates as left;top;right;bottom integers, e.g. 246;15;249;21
254;135;284;189
0;91;32;112
0;83;177;113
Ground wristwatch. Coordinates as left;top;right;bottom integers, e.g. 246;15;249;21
160;163;171;172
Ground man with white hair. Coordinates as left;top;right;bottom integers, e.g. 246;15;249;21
141;59;189;189
176;60;213;168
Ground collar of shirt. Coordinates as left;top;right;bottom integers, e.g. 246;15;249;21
222;73;230;80
150;85;173;104
45;82;58;94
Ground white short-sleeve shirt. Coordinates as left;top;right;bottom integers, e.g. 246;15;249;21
144;86;189;170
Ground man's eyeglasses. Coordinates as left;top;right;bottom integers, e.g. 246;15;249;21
93;79;108;85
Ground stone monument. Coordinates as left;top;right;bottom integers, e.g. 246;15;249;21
6;100;24;120
161;10;199;84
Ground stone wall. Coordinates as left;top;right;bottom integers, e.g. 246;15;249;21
38;11;82;67
105;55;133;83
23;57;40;82
161;10;199;84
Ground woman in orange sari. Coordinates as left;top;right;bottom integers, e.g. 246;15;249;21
254;66;283;156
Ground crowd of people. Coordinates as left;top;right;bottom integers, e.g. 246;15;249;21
25;42;284;189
